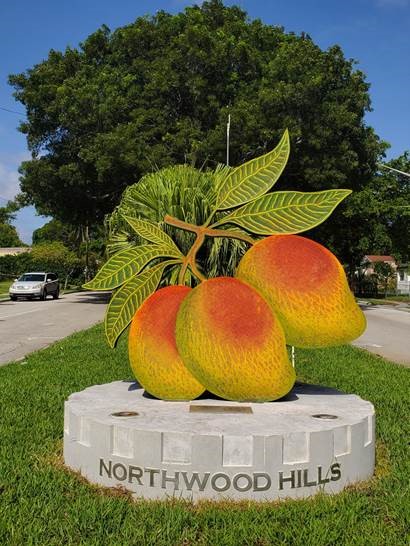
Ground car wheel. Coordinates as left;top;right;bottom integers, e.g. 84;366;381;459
53;289;59;300
41;290;47;301
10;296;17;301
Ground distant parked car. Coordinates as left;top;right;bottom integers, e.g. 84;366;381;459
9;272;60;301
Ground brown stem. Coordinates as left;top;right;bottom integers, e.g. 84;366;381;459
189;261;206;282
164;215;255;285
164;215;255;245
177;231;206;285
206;227;255;245
164;215;199;234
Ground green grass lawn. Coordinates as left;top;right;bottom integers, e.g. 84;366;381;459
358;295;410;305
0;278;12;296
0;325;409;545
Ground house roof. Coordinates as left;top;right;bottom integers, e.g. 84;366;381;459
364;255;396;263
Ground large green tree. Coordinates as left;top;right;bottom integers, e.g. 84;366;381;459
333;152;410;271
9;0;386;260
377;153;410;262
32;219;75;247
0;202;23;247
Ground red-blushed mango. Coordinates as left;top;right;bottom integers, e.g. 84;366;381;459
128;286;205;400
236;235;366;348
175;277;295;402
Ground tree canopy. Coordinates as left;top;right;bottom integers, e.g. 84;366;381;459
9;0;387;262
337;152;410;268
32;219;74;248
0;202;23;247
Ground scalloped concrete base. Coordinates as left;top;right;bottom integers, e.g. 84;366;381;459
63;381;375;501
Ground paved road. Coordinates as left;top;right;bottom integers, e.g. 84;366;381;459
1;292;408;368
0;291;109;366
353;305;410;367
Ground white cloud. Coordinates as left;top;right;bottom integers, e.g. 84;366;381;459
0;152;30;203
0;163;20;202
0;152;48;244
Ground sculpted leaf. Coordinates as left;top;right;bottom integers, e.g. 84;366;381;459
105;261;174;348
215;129;290;210
122;216;182;255
83;245;181;290
213;189;352;234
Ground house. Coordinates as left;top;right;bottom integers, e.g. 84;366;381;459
359;255;410;295
0;247;31;257
361;255;397;276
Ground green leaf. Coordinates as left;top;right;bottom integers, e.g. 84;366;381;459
213;189;352;234
105;260;174;348
83;245;181;291
123;215;182;254
215;129;290;210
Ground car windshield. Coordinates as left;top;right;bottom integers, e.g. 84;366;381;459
17;274;45;282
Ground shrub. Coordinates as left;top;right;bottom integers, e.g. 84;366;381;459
0;243;81;284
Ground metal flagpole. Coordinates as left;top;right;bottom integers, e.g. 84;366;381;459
226;114;231;166
378;163;410;178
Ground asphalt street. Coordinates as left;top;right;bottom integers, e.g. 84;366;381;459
0;292;408;368
353;305;410;367
0;291;109;366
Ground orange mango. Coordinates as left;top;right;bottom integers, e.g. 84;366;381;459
236;235;366;348
129;285;205;400
175;277;295;402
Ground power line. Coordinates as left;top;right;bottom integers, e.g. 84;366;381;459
0;106;25;116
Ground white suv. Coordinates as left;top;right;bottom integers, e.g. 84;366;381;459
9;272;60;301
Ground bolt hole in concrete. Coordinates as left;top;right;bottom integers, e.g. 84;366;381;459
311;414;338;420
111;411;139;417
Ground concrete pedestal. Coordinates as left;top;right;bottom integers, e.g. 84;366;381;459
63;381;375;501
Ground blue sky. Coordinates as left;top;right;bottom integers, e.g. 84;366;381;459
1;0;409;243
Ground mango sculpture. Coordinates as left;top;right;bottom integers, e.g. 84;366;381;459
236;235;366;348
128;286;205;400
85;129;366;403
175;277;295;401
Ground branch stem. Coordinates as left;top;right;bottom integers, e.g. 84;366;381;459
206;226;255;245
189;261;206;282
163;215;254;284
164;214;255;244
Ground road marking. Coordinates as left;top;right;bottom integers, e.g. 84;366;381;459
27;336;60;340
355;342;383;348
0;306;46;320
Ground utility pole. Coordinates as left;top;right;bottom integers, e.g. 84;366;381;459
226;114;231;166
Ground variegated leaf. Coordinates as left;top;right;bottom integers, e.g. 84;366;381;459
105;261;174;348
83;245;181;291
213;189;351;234
215;129;290;210
122;215;182;255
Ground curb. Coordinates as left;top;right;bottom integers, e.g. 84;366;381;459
0;289;84;303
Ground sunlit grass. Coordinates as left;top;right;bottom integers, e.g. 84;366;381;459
360;296;410;305
0;278;12;296
0;325;409;545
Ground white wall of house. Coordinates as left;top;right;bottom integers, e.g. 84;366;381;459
397;266;410;295
0;247;31;257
